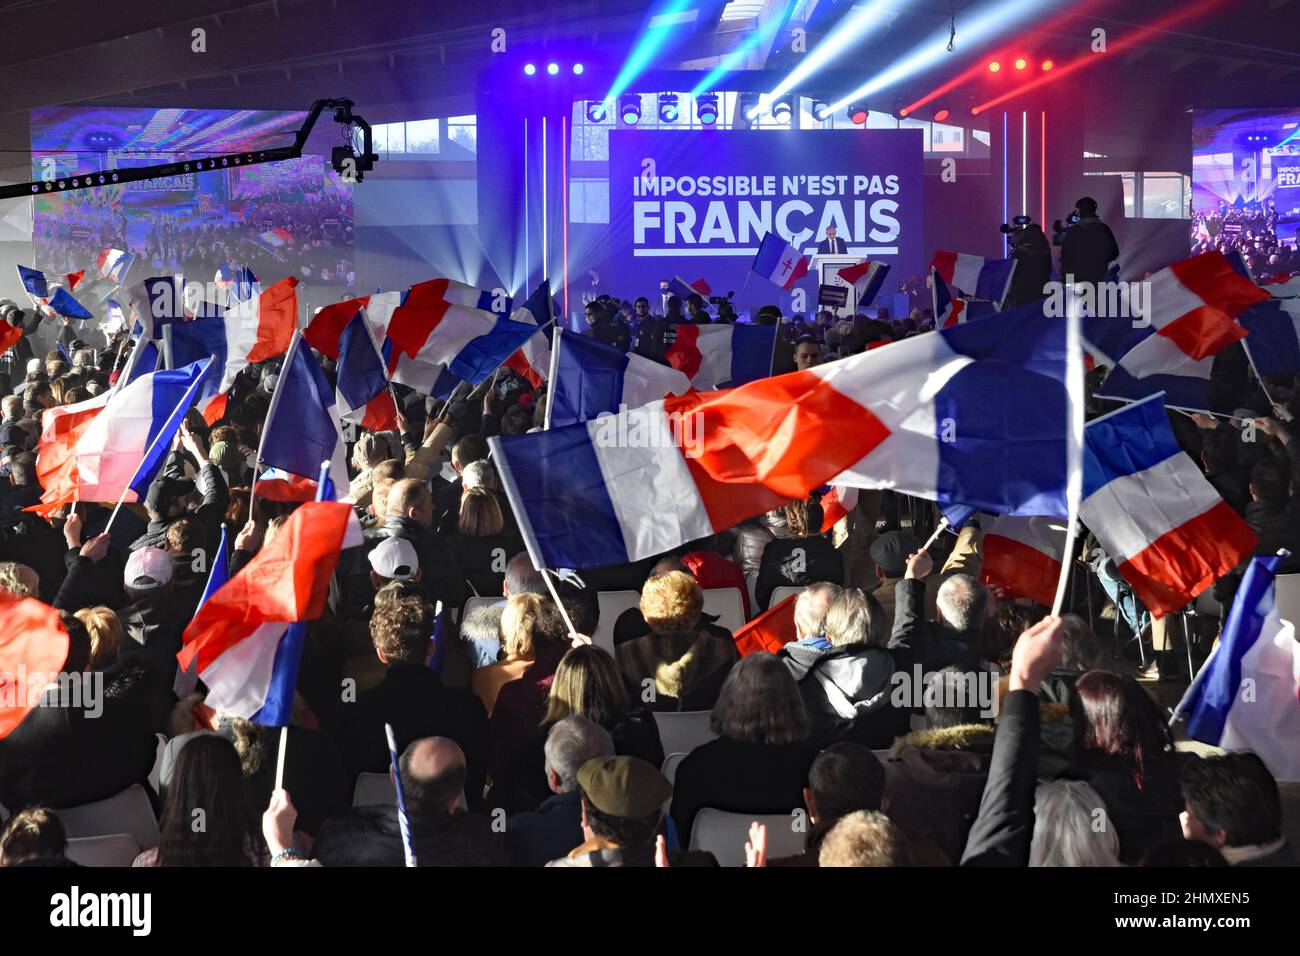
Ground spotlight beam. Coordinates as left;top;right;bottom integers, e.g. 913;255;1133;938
607;0;698;101
971;0;1228;114
823;0;1061;117
690;0;796;97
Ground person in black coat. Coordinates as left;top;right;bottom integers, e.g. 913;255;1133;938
314;737;509;866
586;300;632;353
670;654;817;846
128;422;229;561
1058;197;1119;286
755;496;844;610
1008;223;1052;307
362;479;468;615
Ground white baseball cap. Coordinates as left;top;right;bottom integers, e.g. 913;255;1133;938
124;546;173;590
369;537;419;581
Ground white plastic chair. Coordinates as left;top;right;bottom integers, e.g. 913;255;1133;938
661;752;689;786
352;772;397;807
688;808;805;867
593;590;641;653
768;586;804;608
700;587;746;633
652;710;716;758
55;784;160;850
147;733;167;794
65;833;142;867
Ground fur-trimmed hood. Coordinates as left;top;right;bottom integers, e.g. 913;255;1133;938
890;722;996;758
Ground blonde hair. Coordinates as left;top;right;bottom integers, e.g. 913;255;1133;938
500;592;548;658
0;562;38;598
819;811;912;867
75;606;123;670
639;570;702;633
459;486;504;537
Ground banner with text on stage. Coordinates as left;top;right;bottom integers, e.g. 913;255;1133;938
608;128;924;308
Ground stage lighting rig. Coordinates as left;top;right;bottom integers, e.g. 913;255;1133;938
0;97;375;200
771;97;792;124
658;93;680;123
587;100;609;123
696;93;719;125
620;94;643;125
848;103;868;125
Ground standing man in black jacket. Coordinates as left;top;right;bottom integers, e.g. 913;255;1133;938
1059;197;1119;286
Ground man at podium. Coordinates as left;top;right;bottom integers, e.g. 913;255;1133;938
816;226;847;255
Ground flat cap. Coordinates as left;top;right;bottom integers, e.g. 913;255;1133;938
577;756;672;818
869;530;921;578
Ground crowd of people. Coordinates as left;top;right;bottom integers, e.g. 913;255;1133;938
0;267;1295;869
1192;199;1298;280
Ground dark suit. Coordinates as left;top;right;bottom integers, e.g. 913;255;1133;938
817;236;847;255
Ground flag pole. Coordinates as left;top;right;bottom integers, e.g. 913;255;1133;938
540;567;580;637
543;327;563;430
920;516;949;551
385;723;419;867
274;724;289;791
1051;288;1088;617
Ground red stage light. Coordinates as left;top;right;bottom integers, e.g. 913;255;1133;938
1041;59;1054;71
988;60;1001;72
1014;57;1028;70
933;108;950;122
850;108;868;125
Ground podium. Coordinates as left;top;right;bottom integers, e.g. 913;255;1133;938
813;255;862;317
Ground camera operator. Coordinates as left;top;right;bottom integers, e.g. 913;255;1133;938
1059;196;1119;286
1008;221;1053;307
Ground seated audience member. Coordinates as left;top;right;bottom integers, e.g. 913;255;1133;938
117;546;184;654
0;560;39;598
610;557;735;646
780;582;843;673
471;592;565;717
671;654;817;846
368;536;421;589
362;477;467;615
315;737;509;867
508;716;616;866
755;496;844;610
882;665;996;863
0;807;72;867
546;756;716;867
0;611;157;811
1060;670;1192;863
817;811;913;867
1180;752;1295;866
681;547;751;619
768;742;887;867
333;589;489;799
865;530;919;636
616;570;737;711
136;734;266;866
497;644;666;812
1028;780;1120;867
733;506;793;582
447;483;522;598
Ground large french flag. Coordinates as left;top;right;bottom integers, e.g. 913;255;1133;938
931;251;1016;304
503;281;555;388
168;276;298;422
336;310;399;432
837;260;891;308
980;514;1068;608
96;248;135;283
1239;297;1300;377
177;483;362;725
548;329;691;428
664;323;778;389
1176;552;1300;782
1089;251;1269;411
752;233;810;291
1080;393;1257;618
29;359;214;511
492;302;1072;570
306;287;414;360
258;332;350;499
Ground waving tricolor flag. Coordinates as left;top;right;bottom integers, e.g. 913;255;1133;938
837;260;891;309
168;276;298;422
980;514;1069;608
0;595;71;739
1258;272;1300;297
932;268;966;328
214;264;259;304
668;276;712;300
548;329;691;428
818;484;859;533
1087;251;1269;411
1080;393;1257;617
336;309;399;432
96;248;135;283
16;264;93;320
177;470;362;725
664;323;778;390
491;299;1073;571
1176;552;1300;782
1239;297;1300;377
752;233;810;291
503;281;555;388
930;251;1016;305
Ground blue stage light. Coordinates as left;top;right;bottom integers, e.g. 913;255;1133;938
547;62;560;76
524;63;536;76
573;63;584;75
587;100;608;123
696;93;719;125
658;93;680;123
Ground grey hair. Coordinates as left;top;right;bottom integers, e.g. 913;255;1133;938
504;551;545;597
544;715;614;793
936;573;988;633
794;582;843;640
824;588;887;649
462;459;497;491
1029;780;1120;867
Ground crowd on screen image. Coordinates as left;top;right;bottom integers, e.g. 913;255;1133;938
0;266;1295;871
1192;200;1300;279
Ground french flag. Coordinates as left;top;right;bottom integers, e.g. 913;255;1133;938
548;329;691;428
336;309;399;432
1080;393;1257;618
27;359;214;512
818;484;859;533
1239;297;1300;376
117;338;161;390
931;251;1016;304
255;468;321;503
663;323;778;390
1258;272;1300;297
305;287;414;360
668;276;712;300
503;281;555;388
258;332;350;500
491;301;1072;570
17;264;92;320
980;514;1068;608
167;276;299;423
96;248;135;283
932;268;967;328
177;472;362;725
1089;250;1269;412
214;264;259;304
1176;551;1300;782
752;233;810;291
386;280;542;388
837;260;891;308
174;525;231;698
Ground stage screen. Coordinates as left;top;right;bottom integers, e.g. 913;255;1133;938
1192;108;1300;273
608;128;924;309
31;107;355;287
